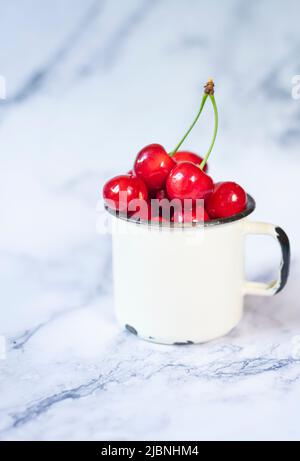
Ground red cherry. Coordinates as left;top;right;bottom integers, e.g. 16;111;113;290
173;205;210;223
134;144;176;191
206;182;247;218
103;175;148;212
166;162;213;201
173;151;208;172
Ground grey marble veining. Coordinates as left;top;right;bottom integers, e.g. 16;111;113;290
0;0;300;441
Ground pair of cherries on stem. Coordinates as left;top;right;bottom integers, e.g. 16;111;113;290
132;81;215;206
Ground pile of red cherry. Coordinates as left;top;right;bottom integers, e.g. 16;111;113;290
103;80;247;224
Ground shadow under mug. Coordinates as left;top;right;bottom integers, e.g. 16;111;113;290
106;195;290;345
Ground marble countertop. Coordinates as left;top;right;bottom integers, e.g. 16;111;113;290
0;0;300;441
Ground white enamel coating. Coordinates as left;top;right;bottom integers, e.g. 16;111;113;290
111;215;281;344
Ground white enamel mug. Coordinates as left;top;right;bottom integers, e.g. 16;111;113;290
107;195;290;344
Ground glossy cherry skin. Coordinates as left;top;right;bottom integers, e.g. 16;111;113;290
173;151;208;172
166;162;213;201
173;205;210;223
134;144;176;191
103;175;148;212
206;181;247;218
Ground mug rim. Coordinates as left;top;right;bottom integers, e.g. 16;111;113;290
105;193;256;228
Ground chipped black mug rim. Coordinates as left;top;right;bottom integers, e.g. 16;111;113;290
105;193;256;228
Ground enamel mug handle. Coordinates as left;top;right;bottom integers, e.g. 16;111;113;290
243;221;290;296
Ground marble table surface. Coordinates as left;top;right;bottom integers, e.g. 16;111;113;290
0;0;300;441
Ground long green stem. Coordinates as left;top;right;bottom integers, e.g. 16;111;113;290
169;93;208;156
199;94;218;170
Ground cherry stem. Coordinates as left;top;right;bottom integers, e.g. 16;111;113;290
199;94;218;170
169;93;208;156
